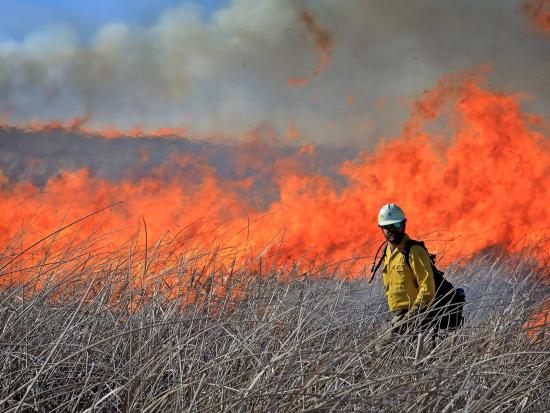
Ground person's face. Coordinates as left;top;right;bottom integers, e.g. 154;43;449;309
380;220;406;245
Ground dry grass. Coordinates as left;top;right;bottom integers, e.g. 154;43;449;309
0;238;548;412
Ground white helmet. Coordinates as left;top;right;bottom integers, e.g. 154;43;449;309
378;203;406;226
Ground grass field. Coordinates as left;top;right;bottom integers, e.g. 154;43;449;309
0;240;548;412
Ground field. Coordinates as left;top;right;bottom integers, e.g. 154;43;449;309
0;242;548;412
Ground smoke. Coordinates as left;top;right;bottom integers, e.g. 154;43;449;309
523;0;550;33
288;10;335;87
1;72;548;271
0;0;549;145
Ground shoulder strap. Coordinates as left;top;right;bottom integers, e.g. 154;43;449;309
399;239;425;270
401;239;450;294
369;241;388;283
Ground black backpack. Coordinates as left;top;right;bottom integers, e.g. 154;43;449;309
370;239;465;330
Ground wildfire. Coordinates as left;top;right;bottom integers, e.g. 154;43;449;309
523;0;550;34
1;72;549;288
0;116;189;139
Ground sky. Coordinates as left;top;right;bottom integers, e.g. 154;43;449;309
0;0;549;146
0;1;228;41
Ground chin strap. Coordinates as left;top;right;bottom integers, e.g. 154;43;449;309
369;241;388;283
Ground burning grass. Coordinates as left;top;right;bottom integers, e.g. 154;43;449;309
0;236;548;412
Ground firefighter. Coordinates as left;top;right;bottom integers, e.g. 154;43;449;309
375;203;436;351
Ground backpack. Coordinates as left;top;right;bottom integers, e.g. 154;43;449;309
370;239;465;330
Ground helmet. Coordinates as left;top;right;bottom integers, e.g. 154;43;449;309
378;203;406;226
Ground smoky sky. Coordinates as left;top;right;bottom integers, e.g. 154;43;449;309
0;0;549;147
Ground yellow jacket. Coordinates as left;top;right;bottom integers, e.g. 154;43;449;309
382;235;436;312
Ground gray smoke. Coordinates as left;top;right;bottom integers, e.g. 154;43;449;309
0;128;357;207
0;0;549;146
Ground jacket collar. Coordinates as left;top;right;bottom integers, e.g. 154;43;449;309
388;233;410;255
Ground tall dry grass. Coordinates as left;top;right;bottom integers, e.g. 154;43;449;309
0;232;548;412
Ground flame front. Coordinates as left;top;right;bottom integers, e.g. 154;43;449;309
1;72;549;288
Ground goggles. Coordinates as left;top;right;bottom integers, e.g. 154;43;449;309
380;221;404;230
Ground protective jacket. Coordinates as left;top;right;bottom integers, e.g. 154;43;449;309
382;234;436;312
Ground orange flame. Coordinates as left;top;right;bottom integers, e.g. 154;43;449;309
287;124;301;140
1;72;549;288
0;115;189;139
523;0;550;34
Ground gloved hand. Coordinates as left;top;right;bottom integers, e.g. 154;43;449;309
405;305;419;318
390;314;403;327
390;313;406;334
401;306;422;327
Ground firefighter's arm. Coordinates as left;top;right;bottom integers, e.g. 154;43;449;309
408;246;436;308
381;249;390;293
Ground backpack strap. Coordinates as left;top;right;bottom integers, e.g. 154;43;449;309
369;241;388;283
369;239;425;283
399;239;425;270
400;239;452;297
